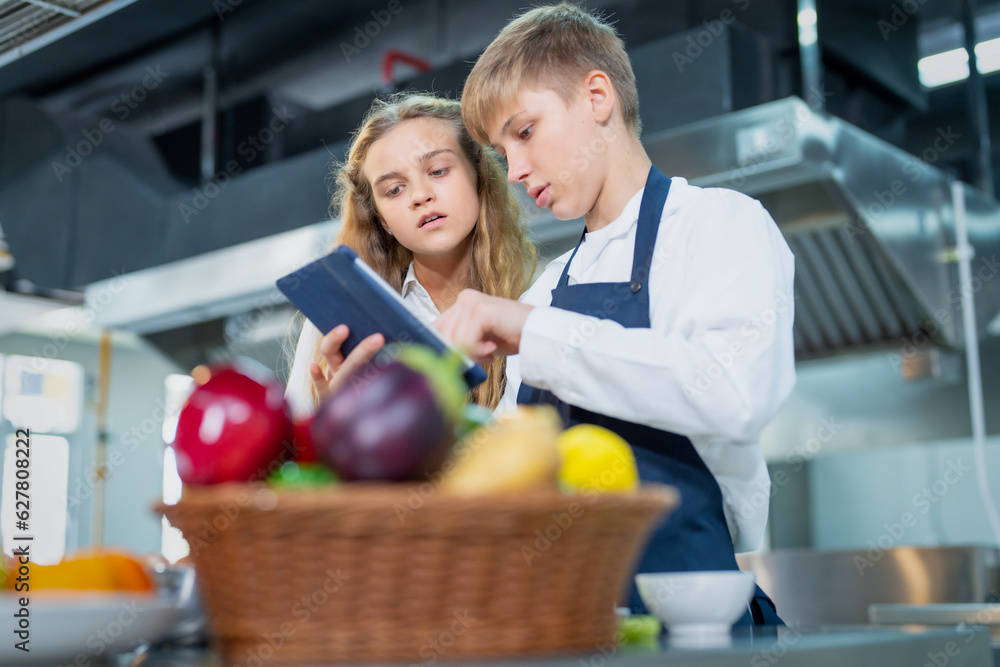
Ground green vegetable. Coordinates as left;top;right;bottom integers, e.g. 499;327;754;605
618;615;662;644
456;402;494;440
397;345;467;423
268;461;339;488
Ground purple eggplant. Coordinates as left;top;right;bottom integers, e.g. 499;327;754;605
311;359;457;481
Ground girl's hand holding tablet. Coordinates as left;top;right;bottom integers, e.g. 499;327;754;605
309;324;385;399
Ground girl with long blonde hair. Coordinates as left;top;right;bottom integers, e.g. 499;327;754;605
286;93;536;412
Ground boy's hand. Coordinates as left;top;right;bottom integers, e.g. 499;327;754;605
309;324;385;399
434;289;534;364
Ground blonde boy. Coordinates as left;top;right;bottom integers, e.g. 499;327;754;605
436;3;795;623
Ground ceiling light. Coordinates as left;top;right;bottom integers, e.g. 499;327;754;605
919;36;1000;88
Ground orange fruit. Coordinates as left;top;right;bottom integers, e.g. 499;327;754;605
102;552;155;591
3;550;153;594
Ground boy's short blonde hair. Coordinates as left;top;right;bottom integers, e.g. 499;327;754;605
462;2;640;145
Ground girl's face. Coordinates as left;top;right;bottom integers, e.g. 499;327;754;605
363;117;480;262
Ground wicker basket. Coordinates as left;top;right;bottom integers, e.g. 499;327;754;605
158;482;677;665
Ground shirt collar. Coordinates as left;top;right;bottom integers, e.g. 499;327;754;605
401;261;420;298
582;187;645;245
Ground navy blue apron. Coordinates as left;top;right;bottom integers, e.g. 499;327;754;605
517;166;781;626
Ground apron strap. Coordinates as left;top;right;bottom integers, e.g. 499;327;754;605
556;230;587;289
554;165;673;291
630;165;672;289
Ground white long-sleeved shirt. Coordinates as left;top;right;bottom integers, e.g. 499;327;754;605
499;177;796;553
285;261;441;418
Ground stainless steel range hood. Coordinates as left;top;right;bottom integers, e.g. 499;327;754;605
84;96;1000;368
80;186;583;372
83;220;341;336
81;219;345;374
644;96;1000;360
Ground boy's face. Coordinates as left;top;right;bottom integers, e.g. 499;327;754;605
488;85;610;221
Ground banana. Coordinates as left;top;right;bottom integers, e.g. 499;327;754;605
439;405;563;495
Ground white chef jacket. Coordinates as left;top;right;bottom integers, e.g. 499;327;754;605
499;177;796;553
285;261;440;418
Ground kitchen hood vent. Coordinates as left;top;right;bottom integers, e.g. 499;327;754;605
782;221;926;355
644;97;1000;360
83;97;1000;368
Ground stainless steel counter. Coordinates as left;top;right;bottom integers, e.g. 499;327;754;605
738;545;1000;626
101;624;993;667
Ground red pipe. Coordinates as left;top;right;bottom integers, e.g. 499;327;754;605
381;49;432;88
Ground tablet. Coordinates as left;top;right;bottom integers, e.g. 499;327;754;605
276;246;488;389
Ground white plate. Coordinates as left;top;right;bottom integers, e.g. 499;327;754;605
0;593;182;664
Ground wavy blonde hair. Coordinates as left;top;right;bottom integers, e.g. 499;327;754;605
304;93;536;409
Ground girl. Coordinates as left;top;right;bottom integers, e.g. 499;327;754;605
285;93;536;413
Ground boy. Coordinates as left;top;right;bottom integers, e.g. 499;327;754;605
436;3;795;623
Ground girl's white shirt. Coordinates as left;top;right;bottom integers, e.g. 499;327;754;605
284;261;440;418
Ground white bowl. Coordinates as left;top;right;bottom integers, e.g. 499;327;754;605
635;570;756;640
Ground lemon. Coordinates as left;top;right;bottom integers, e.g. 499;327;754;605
557;424;639;493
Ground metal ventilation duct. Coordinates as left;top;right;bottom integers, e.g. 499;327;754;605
0;0;113;58
644;96;1000;360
